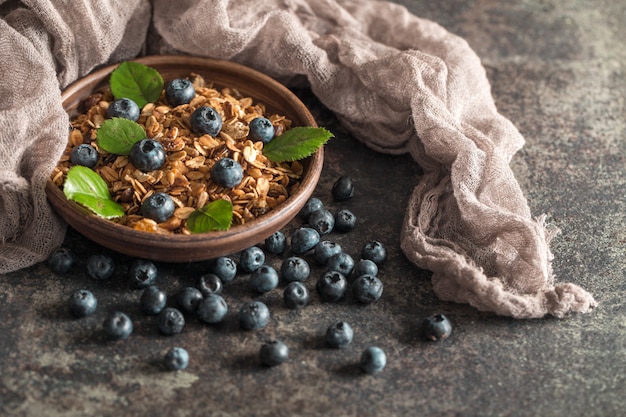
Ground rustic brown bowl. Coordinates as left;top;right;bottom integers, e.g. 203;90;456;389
45;55;323;262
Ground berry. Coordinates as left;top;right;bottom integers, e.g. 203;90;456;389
87;254;115;280
359;346;386;374
164;347;189;371
326;252;354;277
239;246;265;273
353;259;378;278
157;307;186;335
129;138;166;172
103;311;133;341
208;257;237;282
47;247;75;273
139;286;167;315
308;208;335;235
352;275;383;304
165;78;195;106
334;209;356;233
238;300;270;330
316;271;348;302
249;265;279;293
361;240;387;265
314;241;342;265
248;117;275;144
421;314;453;341
191;105;222;136
264;231;286;255
175;287;204;314
283;281;309;309
141;192;175;223
280;256;310;282
197;294;228;324
211;157;243;188
128;259;157;288
299;197;323;220
196;273;223;296
68;289;97;318
325;321;353;348
290;227;320;255
107;98;140;121
259;340;289;366
332;176;354;201
70;144;98;168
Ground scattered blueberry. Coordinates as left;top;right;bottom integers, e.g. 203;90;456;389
165;78;195;106
352;275;383;304
283;281;310;309
87;254;115;280
157;307;186;335
128;259;158;288
175;287;204;314
70;144;99;168
259;340;289;366
141;192;175;223
314;241;342;265
249;265;279;293
239;246;265;273
308;208;335;235
325;321;354;348
190;105;222;136
208;256;237;283
139;286;167;315
211;157;244;188
238;300;270;330
68;289;97;318
249;117;275;144
103;311;133;341
334;209;357;233
47;247;75;273
316;271;348;302
290;227;320;255
197;294;229;324
326;252;355;277
421;314;453;342
107;98;140;121
359;346;386;374
264;231;287;255
353;259;378;278
163;347;189;371
196;273;223;296
280;256;310;282
332;176;355;201
129;138;166;172
299;197;323;220
361;240;387;265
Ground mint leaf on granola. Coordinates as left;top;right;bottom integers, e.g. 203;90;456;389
187;200;234;233
63;166;124;219
263;126;332;162
97;117;145;155
110;61;163;108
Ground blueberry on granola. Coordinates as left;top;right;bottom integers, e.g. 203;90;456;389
191;105;222;136
165;78;195;106
107;98;140;121
70;144;99;168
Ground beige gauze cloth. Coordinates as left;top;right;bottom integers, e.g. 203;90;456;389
0;0;596;318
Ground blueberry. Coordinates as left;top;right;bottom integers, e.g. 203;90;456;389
326;252;354;277
129;138;166;172
332;176;355;201
70;144;99;168
196;273;223;296
175;287;204;314
165;78;195;106
325;321;353;348
308;208;335;235
191;105;222;136
299;197;323;220
239;246;265;273
264;231;286;255
141;192;175;223
280;256;310;282
314;241;342;265
211;157;243;188
208;257;237;283
164;347;189;371
421;314;453;342
290;227;320;255
139;286;167;315
334;209;357;233
107;98;140;121
87;254;115;280
361;240;387;265
259;340;289;366
248;117;275;144
103;311;133;341
238;300;270;330
68;289;97;318
128;259;157;288
197;294;228;324
47;247;75;273
353;259;378;278
316;271;348;302
157;307;186;335
352;275;383;304
359;346;386;374
249;265;279;293
283;281;310;309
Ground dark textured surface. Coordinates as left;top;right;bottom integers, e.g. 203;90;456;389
1;1;625;416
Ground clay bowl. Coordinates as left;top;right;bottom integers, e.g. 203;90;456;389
45;55;323;262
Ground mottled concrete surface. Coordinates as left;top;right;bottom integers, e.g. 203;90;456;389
1;1;624;416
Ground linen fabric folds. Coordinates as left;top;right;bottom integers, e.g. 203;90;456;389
0;0;596;318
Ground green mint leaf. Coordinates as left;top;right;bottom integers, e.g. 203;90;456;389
109;61;163;108
63;166;125;219
187;200;233;233
97;118;145;155
263;126;333;162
